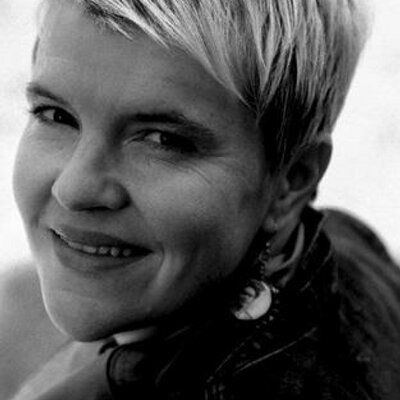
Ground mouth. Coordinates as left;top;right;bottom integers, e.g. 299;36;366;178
52;226;151;259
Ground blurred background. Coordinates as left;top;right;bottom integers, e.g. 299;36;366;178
0;0;399;270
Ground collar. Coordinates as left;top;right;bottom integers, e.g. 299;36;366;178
266;222;305;288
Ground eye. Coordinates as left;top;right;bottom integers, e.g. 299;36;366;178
30;105;79;129
143;131;197;154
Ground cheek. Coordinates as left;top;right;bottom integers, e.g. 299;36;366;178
13;133;64;255
136;167;267;277
13;134;42;224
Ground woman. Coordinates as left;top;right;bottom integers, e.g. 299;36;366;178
8;0;400;398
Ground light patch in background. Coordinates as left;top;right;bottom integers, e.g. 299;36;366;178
0;0;399;269
317;0;400;259
0;0;40;267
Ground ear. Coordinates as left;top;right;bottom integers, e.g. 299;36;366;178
263;138;332;248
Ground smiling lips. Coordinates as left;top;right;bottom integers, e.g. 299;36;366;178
53;226;151;259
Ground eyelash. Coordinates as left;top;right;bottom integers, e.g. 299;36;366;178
28;105;198;155
136;130;198;154
29;105;79;129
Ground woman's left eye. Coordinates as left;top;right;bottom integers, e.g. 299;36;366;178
142;131;197;154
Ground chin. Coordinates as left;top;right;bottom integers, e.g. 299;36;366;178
42;292;160;343
48;310;114;342
42;295;120;342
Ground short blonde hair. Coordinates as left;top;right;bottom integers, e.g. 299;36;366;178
39;0;370;168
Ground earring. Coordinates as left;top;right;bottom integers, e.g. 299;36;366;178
231;240;279;321
264;213;278;231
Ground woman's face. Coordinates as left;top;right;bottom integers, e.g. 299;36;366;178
14;2;275;340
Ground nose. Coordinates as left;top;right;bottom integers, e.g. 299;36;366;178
51;141;130;212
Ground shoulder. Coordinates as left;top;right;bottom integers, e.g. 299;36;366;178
323;207;396;263
0;263;69;399
321;207;400;317
321;208;400;398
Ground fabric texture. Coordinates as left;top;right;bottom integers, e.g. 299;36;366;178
12;207;400;399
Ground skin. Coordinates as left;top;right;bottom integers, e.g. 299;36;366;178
13;2;281;341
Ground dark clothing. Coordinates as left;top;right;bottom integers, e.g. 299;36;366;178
22;208;400;399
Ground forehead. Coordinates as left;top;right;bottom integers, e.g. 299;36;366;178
34;2;240;118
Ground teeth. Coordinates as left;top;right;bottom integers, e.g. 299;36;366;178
66;240;83;251
57;234;136;258
98;246;109;256
83;245;97;254
110;247;121;257
122;248;133;257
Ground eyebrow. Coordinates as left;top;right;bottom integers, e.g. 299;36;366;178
25;82;217;141
26;82;72;109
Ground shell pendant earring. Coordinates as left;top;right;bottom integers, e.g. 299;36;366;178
232;241;279;321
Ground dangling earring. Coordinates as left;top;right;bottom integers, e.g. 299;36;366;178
231;239;279;321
